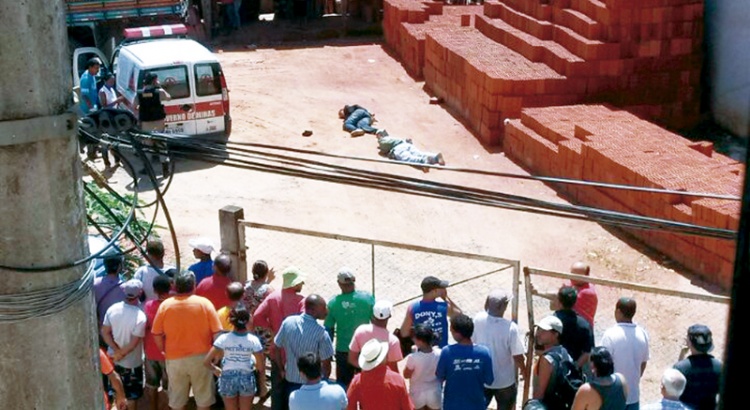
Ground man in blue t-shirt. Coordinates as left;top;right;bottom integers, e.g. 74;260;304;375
436;314;494;410
79;58;101;114
188;237;214;285
400;276;462;347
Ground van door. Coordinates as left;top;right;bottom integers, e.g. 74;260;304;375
142;65;197;135
73;47;109;88
192;62;226;135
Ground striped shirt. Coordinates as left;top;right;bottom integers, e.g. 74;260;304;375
275;313;335;384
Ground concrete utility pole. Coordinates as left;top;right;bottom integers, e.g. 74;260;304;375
0;1;101;409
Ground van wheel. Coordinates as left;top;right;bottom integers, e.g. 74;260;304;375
224;114;232;139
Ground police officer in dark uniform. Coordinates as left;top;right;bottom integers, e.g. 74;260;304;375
135;73;172;177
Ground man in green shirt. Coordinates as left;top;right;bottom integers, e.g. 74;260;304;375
324;267;375;389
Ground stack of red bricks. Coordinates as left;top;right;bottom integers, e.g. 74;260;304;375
505;105;741;289
383;0;703;143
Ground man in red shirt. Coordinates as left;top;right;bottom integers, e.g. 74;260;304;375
347;339;414;409
254;267;306;410
531;261;598;329
195;253;233;311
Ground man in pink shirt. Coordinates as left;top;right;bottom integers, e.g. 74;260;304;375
531;261;598;329
348;300;404;372
254;267;306;410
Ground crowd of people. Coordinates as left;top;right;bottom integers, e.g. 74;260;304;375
528;263;722;410
92;240;722;410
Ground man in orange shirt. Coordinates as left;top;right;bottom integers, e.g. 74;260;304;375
152;271;223;410
100;348;127;410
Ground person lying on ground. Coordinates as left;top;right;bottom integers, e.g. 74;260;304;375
339;104;385;137
377;134;445;168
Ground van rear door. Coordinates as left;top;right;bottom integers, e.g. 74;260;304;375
192;62;227;135
142;65;196;135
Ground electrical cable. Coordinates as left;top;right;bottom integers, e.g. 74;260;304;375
183;136;742;202
155;136;736;240
127;131;182;272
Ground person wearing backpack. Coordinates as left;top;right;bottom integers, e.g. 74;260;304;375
571;347;628;410
532;315;583;410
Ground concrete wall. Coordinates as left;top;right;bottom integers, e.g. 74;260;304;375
707;0;750;138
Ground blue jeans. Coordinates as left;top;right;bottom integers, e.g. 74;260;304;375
226;1;241;29
343;108;377;133
625;403;639;410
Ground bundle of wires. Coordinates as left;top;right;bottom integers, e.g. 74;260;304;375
4;121;736;322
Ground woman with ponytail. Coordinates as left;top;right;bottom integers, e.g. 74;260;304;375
204;305;268;410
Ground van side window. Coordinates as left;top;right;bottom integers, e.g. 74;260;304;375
194;63;222;96
142;66;190;99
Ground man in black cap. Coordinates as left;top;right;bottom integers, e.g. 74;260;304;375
399;275;462;348
673;324;722;410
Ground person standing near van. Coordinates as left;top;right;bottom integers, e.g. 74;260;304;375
80;57;101;114
136;73;171;131
136;72;172;177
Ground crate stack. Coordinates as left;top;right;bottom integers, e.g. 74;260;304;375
505;105;741;289
382;0;703;143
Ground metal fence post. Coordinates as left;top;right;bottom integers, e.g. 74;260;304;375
219;205;247;283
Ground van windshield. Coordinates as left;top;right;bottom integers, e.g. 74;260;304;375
141;66;190;99
194;63;222;97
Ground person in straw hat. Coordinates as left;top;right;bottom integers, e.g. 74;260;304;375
346;339;414;409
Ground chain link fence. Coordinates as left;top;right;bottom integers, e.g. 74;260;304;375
240;221;521;341
523;267;730;405
227;216;729;409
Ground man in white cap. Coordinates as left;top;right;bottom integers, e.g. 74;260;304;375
346;339;414;409
473;289;525;410
324;267;375;389
254;267;306;410
101;279;148;410
348;300;403;372
532;315;574;407
188;237;215;285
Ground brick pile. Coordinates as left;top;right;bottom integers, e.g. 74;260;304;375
383;0;703;143
505;105;741;289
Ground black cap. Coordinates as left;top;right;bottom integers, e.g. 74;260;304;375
421;276;449;293
688;324;713;353
144;72;158;85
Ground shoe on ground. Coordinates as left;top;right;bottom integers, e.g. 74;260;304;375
436;153;445;165
376;129;389;137
350;129;365;137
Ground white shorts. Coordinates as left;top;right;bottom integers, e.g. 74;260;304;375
410;387;442;409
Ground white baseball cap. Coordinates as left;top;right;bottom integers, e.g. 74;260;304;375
536;315;563;334
188;237;215;255
372;300;393;320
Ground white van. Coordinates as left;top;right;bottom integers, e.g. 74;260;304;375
75;24;231;137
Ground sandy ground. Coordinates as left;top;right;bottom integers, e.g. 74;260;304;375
96;31;731;409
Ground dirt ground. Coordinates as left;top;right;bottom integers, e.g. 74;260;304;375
98;22;731;409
